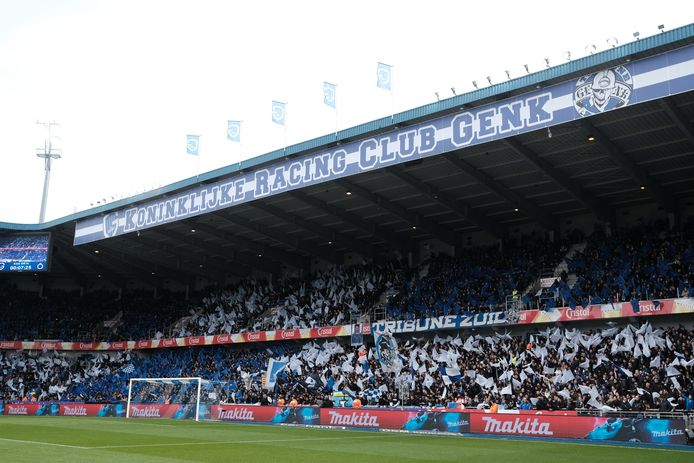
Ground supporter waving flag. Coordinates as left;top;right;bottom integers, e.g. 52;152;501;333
373;328;402;373
264;358;288;391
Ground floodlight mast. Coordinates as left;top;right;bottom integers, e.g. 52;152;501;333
36;121;61;223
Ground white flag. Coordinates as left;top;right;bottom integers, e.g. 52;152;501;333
650;355;661;369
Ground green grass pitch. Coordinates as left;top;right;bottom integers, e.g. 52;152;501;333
0;416;691;463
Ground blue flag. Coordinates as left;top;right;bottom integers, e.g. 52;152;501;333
271;101;286;125
264;358;288;390
186;135;200;155
323;81;336;108
377;62;392;90
226;120;241;142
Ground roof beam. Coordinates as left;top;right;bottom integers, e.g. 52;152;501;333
443;150;560;229
214;211;339;264
502;138;609;220
187;217;306;270
92;238;193;285
55;234;145;286
388;166;504;238
335;178;460;247
51;245;88;284
134;232;240;279
289;190;409;250
578;119;675;210
250;202;375;257
659;98;694;148
147;226;269;276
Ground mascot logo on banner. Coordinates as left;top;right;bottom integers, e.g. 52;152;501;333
573;65;633;116
373;329;402;372
102;212;120;238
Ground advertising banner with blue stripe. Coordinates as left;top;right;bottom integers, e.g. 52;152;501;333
75;44;694;245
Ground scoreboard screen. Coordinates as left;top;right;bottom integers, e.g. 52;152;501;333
0;233;51;272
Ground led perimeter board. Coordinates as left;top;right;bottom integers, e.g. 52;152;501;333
0;233;51;272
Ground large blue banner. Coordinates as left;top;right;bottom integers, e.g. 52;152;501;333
75;44;694;245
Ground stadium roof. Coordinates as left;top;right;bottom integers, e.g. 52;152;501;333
2;23;694;287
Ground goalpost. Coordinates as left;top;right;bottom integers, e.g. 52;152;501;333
126;377;239;421
127;377;203;421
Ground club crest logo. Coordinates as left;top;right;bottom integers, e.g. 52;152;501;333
323;86;335;107
103;212;119;238
573;65;633;116
227;121;240;141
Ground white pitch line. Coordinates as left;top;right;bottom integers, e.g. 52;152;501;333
87;434;396;450
0;437;89;450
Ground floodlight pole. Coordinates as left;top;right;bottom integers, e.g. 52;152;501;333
36;121;61;223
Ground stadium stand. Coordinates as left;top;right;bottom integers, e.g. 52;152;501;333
2;223;692;342
1;26;694;453
2;319;692;413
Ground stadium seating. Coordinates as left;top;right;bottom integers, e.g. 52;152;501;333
1;224;693;413
1;321;692;412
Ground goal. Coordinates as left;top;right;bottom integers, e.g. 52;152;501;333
126;377;238;421
126;377;203;421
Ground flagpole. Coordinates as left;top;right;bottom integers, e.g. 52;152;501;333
390;65;395;123
334;106;338;139
283;125;287;155
196;137;201;180
238;120;243;168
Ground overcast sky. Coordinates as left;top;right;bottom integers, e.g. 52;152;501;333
0;1;690;224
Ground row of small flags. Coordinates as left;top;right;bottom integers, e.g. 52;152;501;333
186;63;392;155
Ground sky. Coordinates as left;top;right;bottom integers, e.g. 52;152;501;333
0;0;691;224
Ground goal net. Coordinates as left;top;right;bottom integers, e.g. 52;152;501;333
126;377;238;421
127;377;203;421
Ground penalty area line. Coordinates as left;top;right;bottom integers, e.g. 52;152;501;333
87;434;399;449
0;437;90;450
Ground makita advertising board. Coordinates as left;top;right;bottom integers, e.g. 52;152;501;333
3;403;686;445
211;405;319;425
470;414;687;445
74;44;694;245
60;403;126;417
127;404;194;420
4;403;56;416
320;408;470;433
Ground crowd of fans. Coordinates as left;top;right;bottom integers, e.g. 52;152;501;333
0;285;192;342
1;223;693;343
560;224;693;307
2;223;694;414
173;264;393;337
2;321;692;412
384;240;563;319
